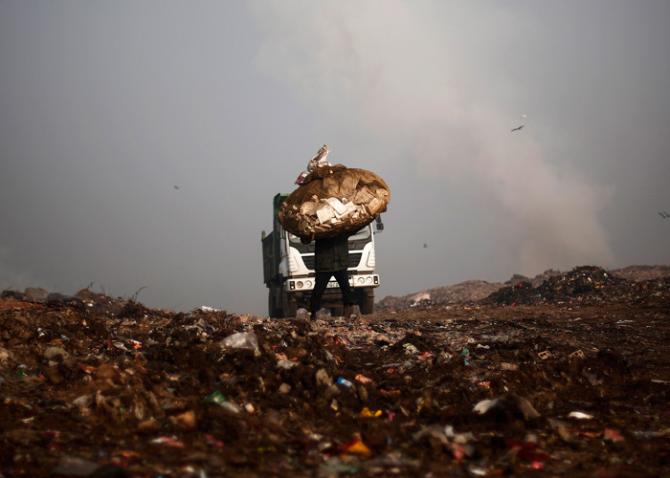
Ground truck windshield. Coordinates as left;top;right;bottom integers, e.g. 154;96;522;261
287;226;371;244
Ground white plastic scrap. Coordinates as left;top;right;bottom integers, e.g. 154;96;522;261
276;359;298;370
473;399;499;415
445;425;475;444
221;332;261;357
468;465;488;477
568;411;594;420
195;305;220;313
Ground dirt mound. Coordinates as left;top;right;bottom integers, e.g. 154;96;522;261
378;280;504;310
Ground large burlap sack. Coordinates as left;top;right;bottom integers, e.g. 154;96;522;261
278;165;390;240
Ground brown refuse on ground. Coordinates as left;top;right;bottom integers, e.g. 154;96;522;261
0;271;669;477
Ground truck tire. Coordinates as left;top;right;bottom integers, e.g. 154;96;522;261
360;289;374;315
281;291;297;318
268;289;282;318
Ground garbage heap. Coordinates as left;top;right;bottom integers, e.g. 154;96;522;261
2;284;670;477
482;265;670;306
279;164;390;240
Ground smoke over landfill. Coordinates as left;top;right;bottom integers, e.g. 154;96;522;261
253;1;613;275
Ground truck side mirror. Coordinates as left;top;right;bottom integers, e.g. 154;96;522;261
375;216;384;232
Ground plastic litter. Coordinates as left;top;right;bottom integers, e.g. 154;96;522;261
568;411;594;420
220;332;261;357
473;395;540;421
340;436;372;456
460;347;471;366
276;359;298;370
473;398;498;415
360;407;382;418
354;373;373;384
150;436;185;448
195;305;220;313
204;390;241;414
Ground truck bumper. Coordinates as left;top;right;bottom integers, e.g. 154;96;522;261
287;273;379;293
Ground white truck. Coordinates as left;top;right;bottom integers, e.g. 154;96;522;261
262;193;382;318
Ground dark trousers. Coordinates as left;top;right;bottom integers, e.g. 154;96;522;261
310;269;355;314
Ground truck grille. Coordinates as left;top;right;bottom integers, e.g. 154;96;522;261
302;253;362;270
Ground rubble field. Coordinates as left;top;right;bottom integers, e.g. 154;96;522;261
1;267;670;477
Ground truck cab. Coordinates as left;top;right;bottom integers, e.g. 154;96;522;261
262;193;381;318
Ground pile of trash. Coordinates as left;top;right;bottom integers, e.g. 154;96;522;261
484;266;670;306
278;145;390;240
379;266;670;311
1;280;669;477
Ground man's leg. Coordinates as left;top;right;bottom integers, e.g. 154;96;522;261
310;271;332;319
332;269;355;316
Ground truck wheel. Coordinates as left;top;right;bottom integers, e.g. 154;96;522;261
268;290;281;318
360;289;374;315
281;292;297;318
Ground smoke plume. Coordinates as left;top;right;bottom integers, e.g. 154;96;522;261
251;1;613;274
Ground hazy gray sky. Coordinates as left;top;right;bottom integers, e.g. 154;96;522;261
1;1;669;314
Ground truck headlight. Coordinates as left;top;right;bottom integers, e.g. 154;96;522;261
297;281;304;289
357;277;365;285
305;280;312;288
366;276;373;284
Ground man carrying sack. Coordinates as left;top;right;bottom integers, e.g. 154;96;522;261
304;233;356;320
281;144;390;318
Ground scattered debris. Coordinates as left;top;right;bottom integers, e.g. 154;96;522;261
0;274;668;476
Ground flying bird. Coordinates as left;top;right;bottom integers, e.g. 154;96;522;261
423;243;428;249
511;125;524;132
173;185;180;190
659;211;670;219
